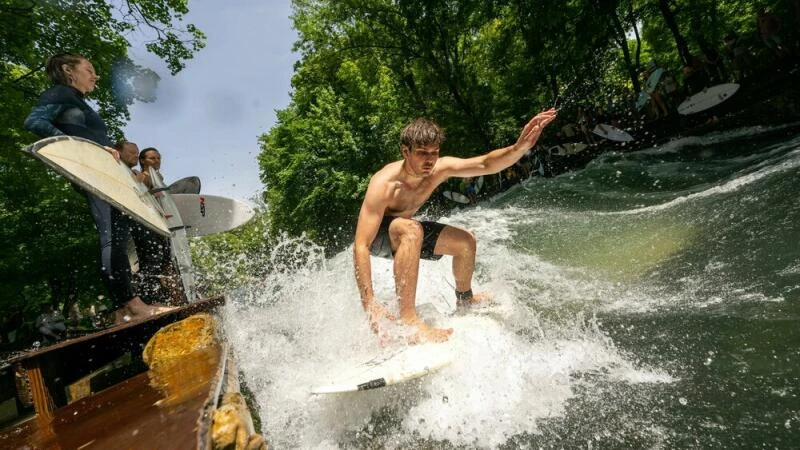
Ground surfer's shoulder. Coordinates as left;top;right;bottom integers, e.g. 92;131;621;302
369;162;402;186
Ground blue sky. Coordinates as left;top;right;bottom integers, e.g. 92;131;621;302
124;1;298;202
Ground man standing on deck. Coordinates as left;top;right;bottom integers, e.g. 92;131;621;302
112;140;177;315
353;109;557;343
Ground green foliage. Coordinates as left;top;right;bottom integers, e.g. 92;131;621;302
0;0;204;344
191;210;274;297
259;0;781;253
191;207;327;300
641;0;759;68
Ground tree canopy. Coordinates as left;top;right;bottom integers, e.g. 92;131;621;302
258;0;782;251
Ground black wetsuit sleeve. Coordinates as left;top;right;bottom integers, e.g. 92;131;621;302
24;104;69;138
24;84;112;146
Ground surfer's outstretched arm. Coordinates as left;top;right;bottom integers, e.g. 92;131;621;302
438;108;558;178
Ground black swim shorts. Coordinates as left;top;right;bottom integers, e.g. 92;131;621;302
369;216;445;261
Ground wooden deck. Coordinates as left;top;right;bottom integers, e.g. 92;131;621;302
0;296;226;449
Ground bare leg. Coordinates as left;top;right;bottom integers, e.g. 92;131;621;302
433;225;492;307
389;219;452;343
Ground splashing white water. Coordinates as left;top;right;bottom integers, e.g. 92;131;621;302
220;208;675;448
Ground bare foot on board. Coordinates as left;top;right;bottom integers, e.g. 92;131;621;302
402;317;453;345
366;302;396;335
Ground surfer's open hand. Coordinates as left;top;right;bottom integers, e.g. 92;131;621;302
515;108;557;151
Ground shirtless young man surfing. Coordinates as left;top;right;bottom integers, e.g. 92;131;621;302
353;108;557;343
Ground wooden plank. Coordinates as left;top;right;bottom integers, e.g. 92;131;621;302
23;363;54;421
7;296;224;366
7;296;225;417
0;345;223;450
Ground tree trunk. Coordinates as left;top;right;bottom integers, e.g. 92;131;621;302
610;7;641;92
656;0;691;64
628;0;643;77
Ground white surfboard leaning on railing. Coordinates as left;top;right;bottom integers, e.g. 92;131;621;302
549;142;589;156
592;123;634;142
148;167;196;301
678;83;740;115
170;194;255;238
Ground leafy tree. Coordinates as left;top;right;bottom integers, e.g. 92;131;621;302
640;0;759;71
260;0;779;256
0;0;204;345
260;0;622;250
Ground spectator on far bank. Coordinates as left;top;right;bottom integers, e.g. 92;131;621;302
661;70;680;108
641;64;670;120
724;32;754;82
757;8;787;57
463;177;477;204
577;107;597;144
682;61;710;97
36;304;66;344
700;41;727;83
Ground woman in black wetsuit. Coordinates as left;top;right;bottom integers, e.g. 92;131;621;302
24;53;170;322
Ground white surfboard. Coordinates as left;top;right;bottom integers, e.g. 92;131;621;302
170;194;255;237
644;67;664;93
443;190;470;204
311;341;456;394
592;124;634;142
474;175;484;194
23;136;169;236
635;67;665;110
549;142;589;156
678;83;740;115
148;167;196;301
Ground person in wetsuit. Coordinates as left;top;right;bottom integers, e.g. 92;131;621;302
24;53;171;322
353;110;557;344
24;53;117;284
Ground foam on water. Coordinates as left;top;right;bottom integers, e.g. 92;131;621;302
632;122;800;156
602;145;800;216
221;207;675;448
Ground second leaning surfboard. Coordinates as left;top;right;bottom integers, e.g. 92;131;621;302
678;83;740;115
170;194;255;237
149;167;196;301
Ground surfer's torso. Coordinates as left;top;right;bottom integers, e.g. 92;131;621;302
375;160;447;218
